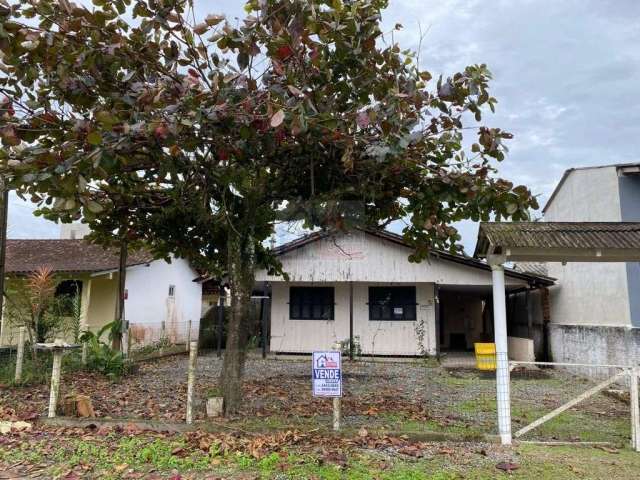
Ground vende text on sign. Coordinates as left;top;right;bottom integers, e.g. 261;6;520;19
312;351;342;397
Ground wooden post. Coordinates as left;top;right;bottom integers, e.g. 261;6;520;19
186;340;198;424
186;319;192;352
81;340;88;366
216;295;224;358
260;298;267;359
14;326;25;383
122;322;129;358
631;367;640;452
48;339;63;418
333;397;341;431
349;282;354;361
332;341;342;430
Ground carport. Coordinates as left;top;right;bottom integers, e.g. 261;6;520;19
474;222;640;445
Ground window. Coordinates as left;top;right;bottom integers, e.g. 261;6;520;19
168;285;175;297
54;280;82;316
368;286;417;321
289;287;334;320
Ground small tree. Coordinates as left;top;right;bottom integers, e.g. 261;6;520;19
0;0;537;413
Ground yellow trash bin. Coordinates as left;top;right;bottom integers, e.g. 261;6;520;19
474;342;496;371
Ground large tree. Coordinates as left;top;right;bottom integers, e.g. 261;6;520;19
0;0;537;413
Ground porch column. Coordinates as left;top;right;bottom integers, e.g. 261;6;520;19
489;256;511;445
80;279;92;332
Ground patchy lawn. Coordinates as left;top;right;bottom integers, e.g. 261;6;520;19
1;425;639;479
0;353;632;445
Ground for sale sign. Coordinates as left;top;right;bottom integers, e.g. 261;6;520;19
312;351;342;397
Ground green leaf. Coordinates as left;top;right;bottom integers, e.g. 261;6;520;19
205;14;225;26
87;132;102;145
87;200;104;213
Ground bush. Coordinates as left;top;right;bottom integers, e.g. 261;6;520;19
80;322;129;379
339;336;362;358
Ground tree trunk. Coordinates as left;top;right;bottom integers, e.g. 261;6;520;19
0;185;7;346
220;230;255;415
112;241;127;351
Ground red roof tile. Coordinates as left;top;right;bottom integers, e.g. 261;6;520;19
5;239;153;274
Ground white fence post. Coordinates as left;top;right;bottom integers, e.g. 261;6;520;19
186;340;198;424
48;339;63;418
186;319;192;352
489;259;512;445
631;367;640;452
14;326;25;383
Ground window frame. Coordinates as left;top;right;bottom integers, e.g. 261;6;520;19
368;286;417;321
289;286;335;321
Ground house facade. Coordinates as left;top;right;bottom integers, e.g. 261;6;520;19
0;238;202;348
255;229;552;356
543;163;640;364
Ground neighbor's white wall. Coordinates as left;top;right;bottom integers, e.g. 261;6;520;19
256;230;528;287
545;166;631;326
124;257;202;343
269;281;436;356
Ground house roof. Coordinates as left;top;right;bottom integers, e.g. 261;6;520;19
542;162;640;214
474;222;640;258
512;262;549;278
5;239;154;275
274;228;555;286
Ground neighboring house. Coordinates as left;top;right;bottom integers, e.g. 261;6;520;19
0;239;202;347
542;162;640;364
254;229;553;356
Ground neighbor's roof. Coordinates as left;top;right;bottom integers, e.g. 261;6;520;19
513;262;549;278
274;228;555;286
5;239;153;275
543;162;640;214
474;222;640;257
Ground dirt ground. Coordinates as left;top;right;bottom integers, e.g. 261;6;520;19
0;352;632;444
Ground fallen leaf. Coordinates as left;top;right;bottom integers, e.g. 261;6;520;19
496;462;520;473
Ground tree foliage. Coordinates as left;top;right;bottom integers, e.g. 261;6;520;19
0;0;538;412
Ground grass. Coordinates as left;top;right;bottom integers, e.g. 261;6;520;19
0;350;87;386
2;434;640;479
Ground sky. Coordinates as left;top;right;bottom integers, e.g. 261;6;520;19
8;0;640;253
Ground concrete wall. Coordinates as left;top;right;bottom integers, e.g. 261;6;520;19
545;166;632;327
87;276;118;330
269;281;436;356
549;323;640;367
124;257;202;343
620;174;640;327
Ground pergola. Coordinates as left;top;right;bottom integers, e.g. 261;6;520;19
474;222;640;445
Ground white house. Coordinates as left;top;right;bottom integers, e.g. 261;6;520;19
255;229;552;356
0;235;202;348
542;162;640;365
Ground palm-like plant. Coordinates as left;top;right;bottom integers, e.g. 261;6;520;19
26;266;56;344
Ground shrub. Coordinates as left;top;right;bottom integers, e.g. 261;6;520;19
80;322;129;379
339;336;362;358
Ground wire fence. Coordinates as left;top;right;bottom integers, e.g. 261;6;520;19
127;319;198;352
509;361;634;446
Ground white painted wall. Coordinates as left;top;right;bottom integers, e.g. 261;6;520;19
269;281;436;356
124;257;202;343
262;231;530;356
256;230;529;287
544;166;632;326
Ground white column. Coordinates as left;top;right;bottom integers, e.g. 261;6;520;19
490;260;512;445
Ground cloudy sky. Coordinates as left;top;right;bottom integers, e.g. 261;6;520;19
10;0;640;252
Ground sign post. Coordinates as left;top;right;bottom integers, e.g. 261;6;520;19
312;350;342;430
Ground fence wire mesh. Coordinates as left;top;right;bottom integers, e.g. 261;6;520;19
509;362;632;445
